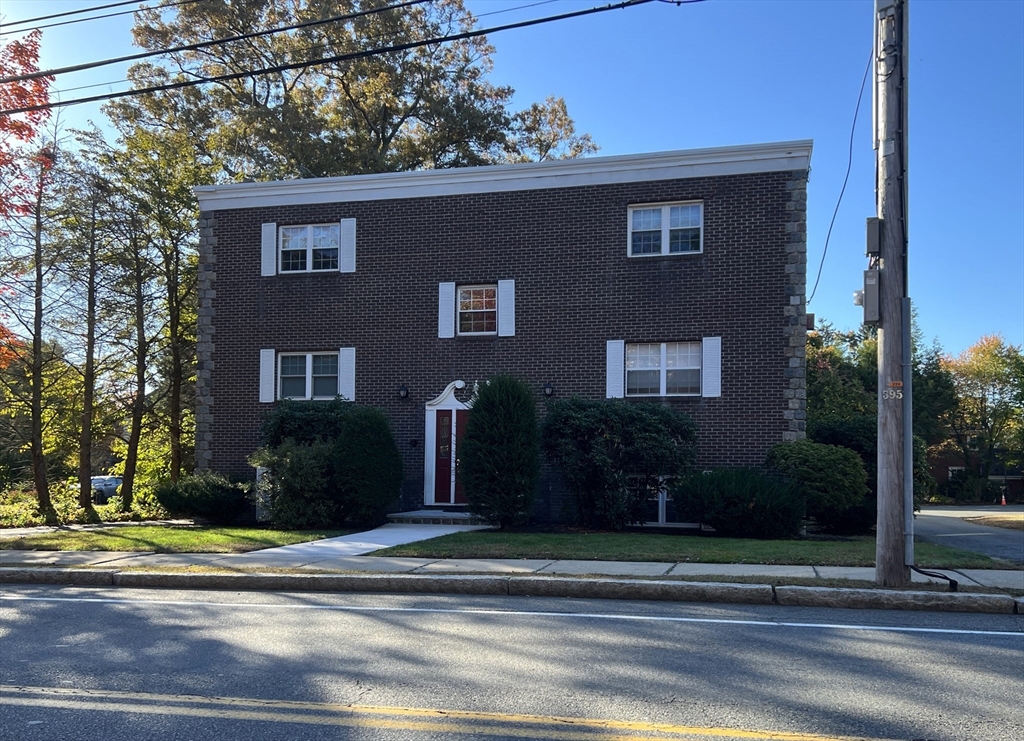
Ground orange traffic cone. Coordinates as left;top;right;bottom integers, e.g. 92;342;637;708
1001;493;1007;506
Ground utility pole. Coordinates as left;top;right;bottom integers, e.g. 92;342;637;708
873;0;911;587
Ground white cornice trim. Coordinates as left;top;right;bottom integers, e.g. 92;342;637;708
195;140;812;212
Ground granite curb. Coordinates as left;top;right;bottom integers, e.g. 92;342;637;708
1;567;1020;613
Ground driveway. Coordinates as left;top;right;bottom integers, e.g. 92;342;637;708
915;505;1024;564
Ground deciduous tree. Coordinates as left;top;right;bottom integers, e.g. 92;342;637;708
942;335;1023;479
113;0;594;180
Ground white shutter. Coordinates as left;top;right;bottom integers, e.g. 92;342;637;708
702;336;722;398
261;223;277;276
497;279;515;337
259;349;276;402
339;347;356;401
606;340;625;399
438;282;456;338
340;218;356;273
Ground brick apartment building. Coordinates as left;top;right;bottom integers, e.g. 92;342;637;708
193;140;812;522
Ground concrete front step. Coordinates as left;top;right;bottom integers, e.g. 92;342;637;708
387;509;492;526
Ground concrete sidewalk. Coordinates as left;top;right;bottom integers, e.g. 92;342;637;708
2;547;1021;590
3;518;1023;613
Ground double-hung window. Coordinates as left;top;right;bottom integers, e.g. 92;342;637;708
261;219;355;276
458;285;497;335
626;342;702;396
278;353;339;399
280;224;339;272
259;348;355;403
628;202;702;256
438;280;515;338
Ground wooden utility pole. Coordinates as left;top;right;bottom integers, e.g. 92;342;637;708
874;0;911;587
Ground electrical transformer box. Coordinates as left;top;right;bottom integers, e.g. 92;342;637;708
863;269;880;323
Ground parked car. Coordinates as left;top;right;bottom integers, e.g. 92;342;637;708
91;476;122;504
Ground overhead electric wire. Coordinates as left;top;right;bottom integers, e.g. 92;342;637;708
1;0;159;29
1;0;430;85
40;0;567;98
807;49;872;306
0;0;203;35
1;0;657;117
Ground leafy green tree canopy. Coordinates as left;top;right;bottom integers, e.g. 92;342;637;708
119;0;596;180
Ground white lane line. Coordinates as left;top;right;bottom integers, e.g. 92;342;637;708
3;593;1022;637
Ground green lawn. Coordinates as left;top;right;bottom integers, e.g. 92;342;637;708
372;530;1005;569
0;526;354;553
1;525;1008;570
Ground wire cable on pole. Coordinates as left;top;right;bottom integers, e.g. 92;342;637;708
1;0;657;117
808;50;872;306
0;0;202;35
41;0;572;99
1;0;429;85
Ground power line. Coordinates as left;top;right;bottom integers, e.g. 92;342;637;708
1;0;657;117
41;0;568;98
1;0;430;85
0;0;153;29
0;0;202;36
807;49;872;306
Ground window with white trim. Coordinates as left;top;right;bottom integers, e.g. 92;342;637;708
280;224;339;272
628;202;702;256
457;285;497;335
279;353;339;399
626;342;701;396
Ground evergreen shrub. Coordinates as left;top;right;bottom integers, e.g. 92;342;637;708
460;375;540;528
252;404;402;529
672;468;805;539
542;398;697;530
766;439;869;531
154;472;250;524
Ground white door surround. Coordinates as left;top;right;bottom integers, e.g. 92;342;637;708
424;380;471;506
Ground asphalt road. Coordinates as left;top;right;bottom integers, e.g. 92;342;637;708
1;586;1022;741
914;506;1024;564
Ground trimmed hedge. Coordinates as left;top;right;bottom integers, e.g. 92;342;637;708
542;398;697;530
460;375;540;528
154;473;250;524
672;468;806;539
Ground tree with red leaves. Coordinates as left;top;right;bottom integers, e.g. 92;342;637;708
1;30;52;219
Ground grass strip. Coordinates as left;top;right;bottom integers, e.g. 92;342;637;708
371;530;1006;569
963;515;1024;532
0;526;354;553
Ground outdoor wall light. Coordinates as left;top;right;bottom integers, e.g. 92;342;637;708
398;385;409;399
543;382;554;397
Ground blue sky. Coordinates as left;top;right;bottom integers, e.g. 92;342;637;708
3;0;1022;356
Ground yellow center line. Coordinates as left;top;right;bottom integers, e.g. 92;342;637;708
0;685;893;741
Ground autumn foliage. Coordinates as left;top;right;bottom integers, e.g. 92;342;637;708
1;30;52;218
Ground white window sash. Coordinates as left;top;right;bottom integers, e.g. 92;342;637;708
627;202;703;257
278;224;343;273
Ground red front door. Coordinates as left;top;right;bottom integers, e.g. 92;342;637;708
433;409;470;505
434;410;453;504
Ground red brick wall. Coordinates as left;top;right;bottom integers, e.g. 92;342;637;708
196;170;808;519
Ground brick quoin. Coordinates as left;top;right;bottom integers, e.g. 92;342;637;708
195;144;811;521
